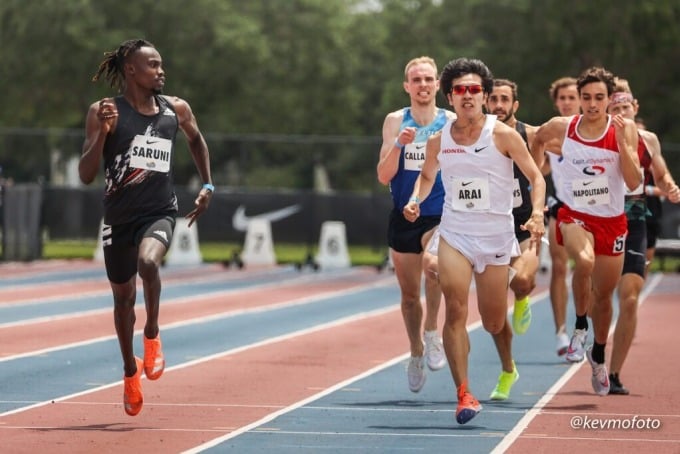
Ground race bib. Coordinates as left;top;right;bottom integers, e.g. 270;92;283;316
572;176;610;207
129;135;172;173
512;178;522;208
403;142;427;171
450;177;490;211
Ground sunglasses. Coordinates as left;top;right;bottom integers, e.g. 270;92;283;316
451;84;484;95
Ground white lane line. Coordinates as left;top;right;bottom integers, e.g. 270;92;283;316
181;316;483;453
0;269;389;328
0;266;300;310
490;272;665;453
0;276;395;362
0;294;399;418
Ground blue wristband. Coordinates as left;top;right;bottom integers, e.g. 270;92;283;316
202;183;215;192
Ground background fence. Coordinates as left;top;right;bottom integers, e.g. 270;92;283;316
2;128;680;262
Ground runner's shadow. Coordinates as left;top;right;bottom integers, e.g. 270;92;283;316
369;424;484;431
514;360;572;367
35;423;141;433
542;401;599;411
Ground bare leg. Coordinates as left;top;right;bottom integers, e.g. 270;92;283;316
560;223;594;318
590;254;623;346
491;319;514;372
509;238;539;301
138;237;167;339
111;277;138;377
548;218;569;333
421;229;442;332
392;249;425;357
438;240;472;388
611;273;643;374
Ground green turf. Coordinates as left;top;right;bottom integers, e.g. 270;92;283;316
37;240;388;267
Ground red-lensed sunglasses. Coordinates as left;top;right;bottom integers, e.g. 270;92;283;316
451;84;484;95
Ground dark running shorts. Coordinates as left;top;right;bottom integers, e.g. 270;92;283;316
514;208;532;243
387;209;440;254
102;214;176;284
646;216;662;249
622;218;647;278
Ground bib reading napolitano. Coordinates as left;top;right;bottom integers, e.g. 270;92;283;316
572;176;610;207
129;135;173;173
450;177;491;211
403;142;427;171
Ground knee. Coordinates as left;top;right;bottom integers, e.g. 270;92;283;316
401;298;421;311
443;301;467;327
483;319;504;335
113;292;136;313
551;258;568;276
511;275;535;297
573;254;595;274
618;292;639;316
137;256;160;281
591;295;613;314
423;254;438;278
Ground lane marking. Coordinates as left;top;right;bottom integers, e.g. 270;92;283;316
0;269;388;328
0;301;400;418
0;276;395;362
491;272;665;453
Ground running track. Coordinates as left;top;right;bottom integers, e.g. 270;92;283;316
0;260;678;453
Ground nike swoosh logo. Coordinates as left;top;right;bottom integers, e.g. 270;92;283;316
232;204;302;231
495;253;505;258
146;139;160;144
474;146;488;153
462;181;473;187
583;181;593;186
415;144;425;150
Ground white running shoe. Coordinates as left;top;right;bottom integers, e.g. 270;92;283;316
556;331;570;357
565;328;587;363
586;347;610;396
424;331;446;371
407;356;426;393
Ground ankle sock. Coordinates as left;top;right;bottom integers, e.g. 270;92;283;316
591;341;605;364
575;314;588;331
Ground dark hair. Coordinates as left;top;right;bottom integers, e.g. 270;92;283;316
576;67;616;96
440;58;494;97
92;39;155;91
492;78;518;102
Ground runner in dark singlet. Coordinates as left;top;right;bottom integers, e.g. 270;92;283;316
80;39;213;416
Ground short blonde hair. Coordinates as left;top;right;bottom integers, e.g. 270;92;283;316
404;56;437;82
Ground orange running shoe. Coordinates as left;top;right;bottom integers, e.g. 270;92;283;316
124;357;144;416
455;383;482;425
144;334;165;380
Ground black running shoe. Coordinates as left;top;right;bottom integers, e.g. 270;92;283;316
608;373;630;395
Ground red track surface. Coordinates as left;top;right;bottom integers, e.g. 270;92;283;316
1;260;678;453
505;283;680;454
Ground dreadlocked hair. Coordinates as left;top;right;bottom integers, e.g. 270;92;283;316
92;39;155;91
